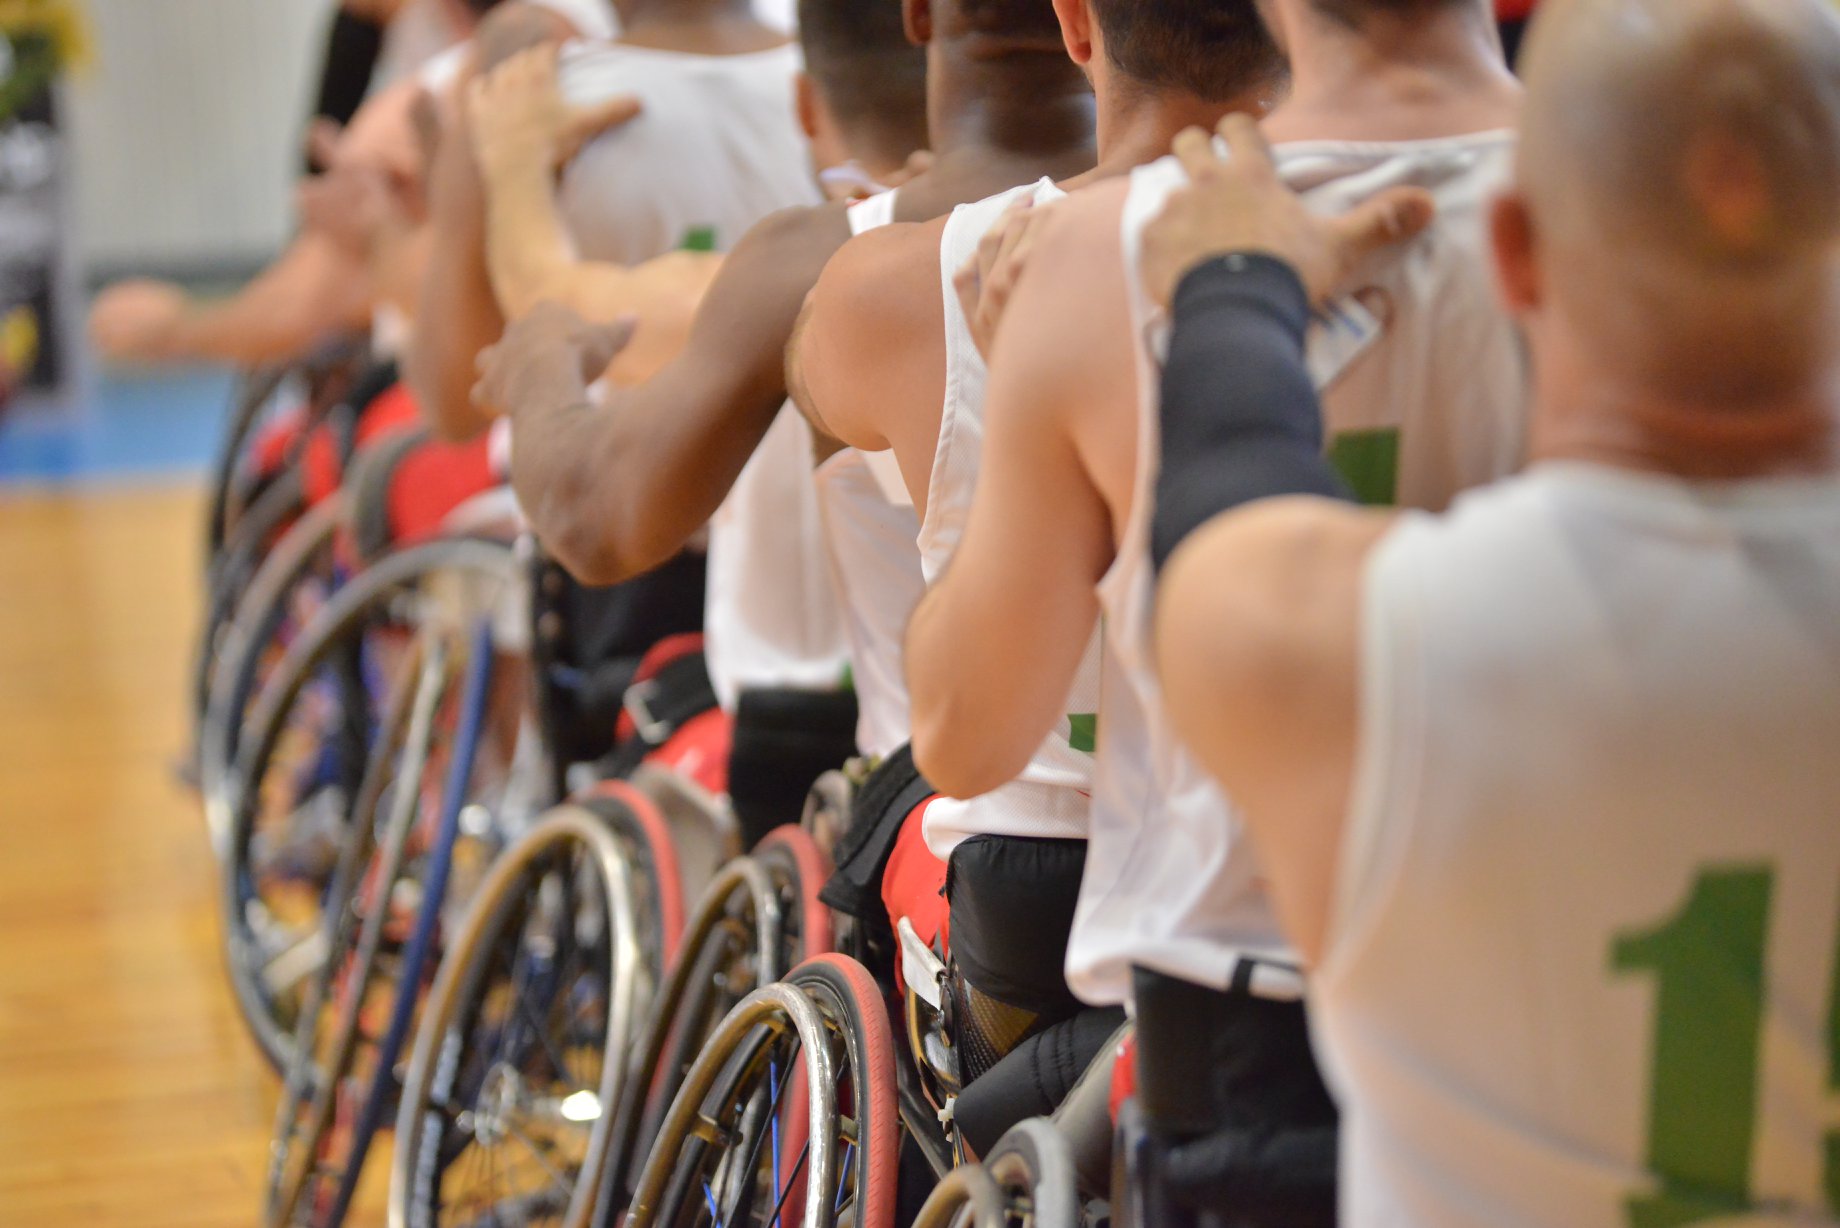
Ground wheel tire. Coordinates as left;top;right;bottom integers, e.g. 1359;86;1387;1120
199;493;343;849
983;1118;1081;1228
223;538;517;1074
390;805;662;1228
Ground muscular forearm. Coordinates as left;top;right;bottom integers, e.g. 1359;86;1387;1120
1152;254;1350;574
408;117;505;441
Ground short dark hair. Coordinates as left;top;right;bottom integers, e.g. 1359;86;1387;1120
799;0;929;129
1091;0;1283;102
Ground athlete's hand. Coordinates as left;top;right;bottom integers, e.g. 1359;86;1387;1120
473;300;636;417
88;280;189;363
467;45;643;178
1140;114;1437;309
953;195;1048;360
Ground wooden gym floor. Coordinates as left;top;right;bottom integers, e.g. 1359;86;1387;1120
0;484;275;1227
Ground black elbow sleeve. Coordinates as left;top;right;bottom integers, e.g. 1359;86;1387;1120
1150;254;1352;574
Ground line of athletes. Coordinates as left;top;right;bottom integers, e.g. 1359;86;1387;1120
93;0;1840;1223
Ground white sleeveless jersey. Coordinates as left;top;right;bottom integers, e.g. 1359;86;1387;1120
558;41;819;263
916;179;1099;854
1068;132;1529;1007
1321;463;1840;1228
809;191;930;760
705;405;850;710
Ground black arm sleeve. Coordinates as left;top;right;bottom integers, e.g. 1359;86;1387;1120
306;8;387;171
1150;253;1353;575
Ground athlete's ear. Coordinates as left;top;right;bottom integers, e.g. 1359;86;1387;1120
1050;0;1096;66
1489;190;1542;315
903;0;933;47
794;71;822;143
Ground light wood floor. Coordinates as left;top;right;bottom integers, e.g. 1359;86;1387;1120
0;484;276;1228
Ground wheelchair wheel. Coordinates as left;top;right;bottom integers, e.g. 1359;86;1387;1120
200;468;307;722
223;537;519;1074
625;952;899;1228
982;1118;1081;1228
263;633;442;1215
206;363;292;560
911;1165;1009;1228
265;619;505;1228
388;794;680;1228
199;493;343;849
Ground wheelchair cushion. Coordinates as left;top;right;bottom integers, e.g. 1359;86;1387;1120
879;797;948;987
952;1005;1129;1160
341;419;498;563
818;742;936;935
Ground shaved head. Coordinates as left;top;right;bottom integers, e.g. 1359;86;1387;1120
1517;0;1840;404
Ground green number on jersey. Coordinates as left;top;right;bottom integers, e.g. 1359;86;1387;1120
1613;866;1840;1225
1329;428;1400;507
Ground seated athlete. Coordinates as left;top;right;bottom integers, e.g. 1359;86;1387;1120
467;0;944;836
1150;1;1840;1223
908;0;1521;1217
472;0;1101;844
785;0;1284;1153
411;0;811;443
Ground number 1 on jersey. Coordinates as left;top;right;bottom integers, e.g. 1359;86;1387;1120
1614;866;1840;1225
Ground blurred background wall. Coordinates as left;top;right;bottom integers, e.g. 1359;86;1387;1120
68;0;337;279
64;0;800;281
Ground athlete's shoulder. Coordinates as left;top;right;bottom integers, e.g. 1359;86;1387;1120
818;216;949;316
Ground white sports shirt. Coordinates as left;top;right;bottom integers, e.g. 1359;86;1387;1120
916;179;1100;855
1321;463;1840;1227
558;40;819;264
812;191;931;760
1067;131;1529;1007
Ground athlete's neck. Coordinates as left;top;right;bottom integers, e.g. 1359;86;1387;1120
614;0;783;53
1081;82;1271;184
1534;371;1840;482
1262;2;1519;144
925;45;1096;183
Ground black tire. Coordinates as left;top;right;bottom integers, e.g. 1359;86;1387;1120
199;493;343;848
198;468;306;727
222;537;519;1074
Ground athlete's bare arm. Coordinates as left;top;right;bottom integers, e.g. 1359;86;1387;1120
787;218;950;510
1155;500;1392;966
405;2;577;441
88;234;374;367
904;188;1136;798
484;203;856;584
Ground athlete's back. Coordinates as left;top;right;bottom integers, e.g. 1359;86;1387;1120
558;39;819;262
1322;465;1840;1226
1068;135;1529;1006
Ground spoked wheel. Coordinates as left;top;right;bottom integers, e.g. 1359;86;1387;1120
597;824;833;1216
389;792;683;1228
200;494;344;850
625;953;899;1228
264;618;510;1228
223;537;520;1075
